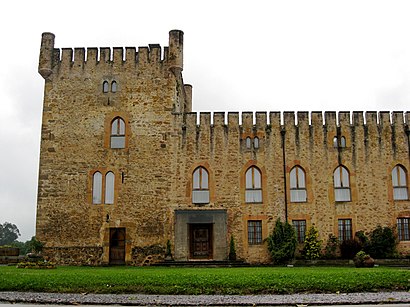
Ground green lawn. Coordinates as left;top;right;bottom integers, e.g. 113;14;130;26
0;266;409;294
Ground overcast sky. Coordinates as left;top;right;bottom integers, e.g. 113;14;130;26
1;0;409;241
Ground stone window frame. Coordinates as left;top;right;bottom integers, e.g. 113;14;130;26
243;135;261;150
289;165;307;203
89;169;118;205
392;164;409;201
110;117;126;149
292;219;307;243
104;112;131;149
333;165;351;202
397;217;410;241
247;220;262;245
245;166;263;204
187;162;215;205
102;79;118;93
333;136;347;148
337;218;353;242
192;166;210;204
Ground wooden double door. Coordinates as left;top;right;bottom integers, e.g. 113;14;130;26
109;228;126;265
189;224;213;259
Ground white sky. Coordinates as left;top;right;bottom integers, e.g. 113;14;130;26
1;0;409;241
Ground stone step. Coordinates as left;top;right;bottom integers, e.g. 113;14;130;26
152;260;250;267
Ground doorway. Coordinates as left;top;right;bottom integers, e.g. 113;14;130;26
189;224;213;259
109;228;126;265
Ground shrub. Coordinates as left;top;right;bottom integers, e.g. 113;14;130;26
340;239;362;259
353;251;375;268
365;225;398;259
266;219;297;264
302;225;322;260
323;234;339;259
228;235;237;261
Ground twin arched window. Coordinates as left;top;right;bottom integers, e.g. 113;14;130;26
290;166;307;202
333;136;346;148
110;117;126;148
245;137;259;149
333;165;351;201
103;80;117;93
192;167;209;204
392;165;408;200
245;166;262;203
92;171;115;204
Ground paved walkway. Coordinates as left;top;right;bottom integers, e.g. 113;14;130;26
0;291;409;306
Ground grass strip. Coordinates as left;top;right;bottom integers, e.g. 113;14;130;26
0;266;409;295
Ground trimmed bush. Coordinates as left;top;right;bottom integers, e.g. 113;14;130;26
340;239;362;259
302;225;322;260
323;234;339;259
354;251;375;268
365;225;398;259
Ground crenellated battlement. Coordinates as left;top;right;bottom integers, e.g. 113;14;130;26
38;30;183;79
185;111;409;130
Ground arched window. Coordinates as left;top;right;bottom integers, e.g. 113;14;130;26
392;165;408;200
111;81;117;93
92;172;103;204
105;172;115;204
333;136;338;148
254;137;259;149
192;167;209;204
110;117;126;148
245;137;251;149
245;166;262;203
333;165;351;202
103;81;109;93
340;136;346;147
290;166;307;202
92;171;115;205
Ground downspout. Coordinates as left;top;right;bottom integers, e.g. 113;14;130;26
281;127;288;222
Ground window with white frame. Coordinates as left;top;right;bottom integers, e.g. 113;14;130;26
248;220;262;245
245;166;262;203
334;166;351;202
338;218;352;241
192;166;209;204
290;166;307;202
392;165;408;200
110;117;126;149
397;217;410;241
92;171;115;205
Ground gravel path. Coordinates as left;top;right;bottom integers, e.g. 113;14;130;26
0;291;409;306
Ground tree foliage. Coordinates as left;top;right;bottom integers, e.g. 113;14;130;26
0;222;20;246
267;219;297;264
302;225;322;260
365;225;398;259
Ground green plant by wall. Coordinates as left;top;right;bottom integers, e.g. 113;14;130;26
266;219;297;264
353;250;375;268
340;239;362;259
323;234;339;259
365;225;398;259
302;225;322;260
229;235;237;261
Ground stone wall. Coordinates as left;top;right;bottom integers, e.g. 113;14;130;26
36;30;410;265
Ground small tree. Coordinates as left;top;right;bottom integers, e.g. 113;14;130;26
302;225;322;260
228;235;237;261
267;219;297;264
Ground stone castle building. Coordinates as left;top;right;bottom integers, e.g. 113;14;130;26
36;30;410;265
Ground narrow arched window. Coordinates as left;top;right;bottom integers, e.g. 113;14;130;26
340;136;346;147
333;136;338;148
192;167;209;204
246;137;251;149
334;165;351;202
110;117;126;148
254;137;259;149
111;81;117;93
290;166;307;202
245;166;262;203
105;172;115;204
92;172;103;204
392;165;408;200
103;81;109;93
